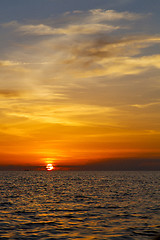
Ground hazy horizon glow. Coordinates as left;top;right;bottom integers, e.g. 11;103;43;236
0;0;160;170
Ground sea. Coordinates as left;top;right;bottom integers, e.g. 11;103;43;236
0;171;159;240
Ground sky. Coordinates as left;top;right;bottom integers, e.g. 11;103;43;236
0;0;160;170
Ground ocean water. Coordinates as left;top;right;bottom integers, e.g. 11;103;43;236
0;171;159;240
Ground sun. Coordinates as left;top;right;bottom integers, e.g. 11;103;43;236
46;163;54;171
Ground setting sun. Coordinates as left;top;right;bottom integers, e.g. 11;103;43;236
46;164;54;171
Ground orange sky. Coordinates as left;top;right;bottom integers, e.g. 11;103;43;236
0;3;160;170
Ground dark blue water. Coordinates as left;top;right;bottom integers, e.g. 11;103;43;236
0;171;159;239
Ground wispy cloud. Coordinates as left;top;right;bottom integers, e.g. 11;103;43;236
5;102;117;126
132;101;160;108
18;23;120;35
0;60;20;66
88;9;144;21
2;9;143;36
0;90;23;98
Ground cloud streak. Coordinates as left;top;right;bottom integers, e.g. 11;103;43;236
2;9;143;36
